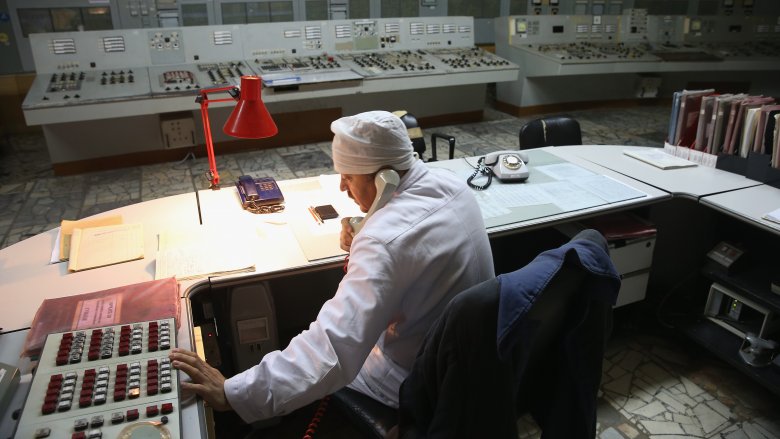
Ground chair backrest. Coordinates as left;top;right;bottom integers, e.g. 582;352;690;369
519;115;582;149
397;229;618;439
393;110;427;159
393;110;456;162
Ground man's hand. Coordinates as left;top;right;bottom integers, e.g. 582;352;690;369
340;217;356;251
170;348;232;412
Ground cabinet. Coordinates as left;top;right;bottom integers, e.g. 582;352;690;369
676;233;780;396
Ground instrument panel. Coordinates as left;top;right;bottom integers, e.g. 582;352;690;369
23;17;517;110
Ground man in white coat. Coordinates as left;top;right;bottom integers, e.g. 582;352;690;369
170;110;494;424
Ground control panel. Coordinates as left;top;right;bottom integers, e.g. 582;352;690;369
23;17;518;109
505;13;780;65
13;319;181;439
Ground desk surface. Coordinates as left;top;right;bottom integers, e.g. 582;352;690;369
0;147;667;334
1;144;778;438
559;145;764;199
700;184;780;237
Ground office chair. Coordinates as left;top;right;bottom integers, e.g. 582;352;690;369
394;110;456;161
519;115;582;149
331;229;621;439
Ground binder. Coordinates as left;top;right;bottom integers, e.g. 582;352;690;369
756;105;780;154
724;96;775;155
674;89;714;147
694;95;717;151
739;107;761;158
707;94;739;154
667;91;682;144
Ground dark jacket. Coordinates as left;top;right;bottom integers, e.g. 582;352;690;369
398;231;620;439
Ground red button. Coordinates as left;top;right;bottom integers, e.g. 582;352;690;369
113;391;125;402
146;405;159;417
161;403;174;414
147;385;158;395
127;409;139;421
42;402;56;415
72;432;86;439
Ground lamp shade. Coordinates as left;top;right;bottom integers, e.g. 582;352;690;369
223;76;278;139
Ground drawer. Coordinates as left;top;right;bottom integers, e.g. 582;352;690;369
615;270;649;308
610;237;655;275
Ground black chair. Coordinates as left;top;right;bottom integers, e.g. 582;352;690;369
519;115;582;149
394;110;456;162
332;229;620;439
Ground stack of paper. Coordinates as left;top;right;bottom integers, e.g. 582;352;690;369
59;215;123;262
155;225;256;280
68;223;145;272
623;148;697;170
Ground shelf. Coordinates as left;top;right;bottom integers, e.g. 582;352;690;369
701;262;780;311
677;318;780;397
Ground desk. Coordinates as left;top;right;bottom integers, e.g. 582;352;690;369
1;145;776;437
555;145;764;199
700;185;780;237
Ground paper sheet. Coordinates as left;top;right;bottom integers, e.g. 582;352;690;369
156;225;256;280
763;207;780;225
68;223;144;272
623;148;697;169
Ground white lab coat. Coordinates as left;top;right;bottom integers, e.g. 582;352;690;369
224;160;495;423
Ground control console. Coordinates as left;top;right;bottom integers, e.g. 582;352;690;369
13;319;181;439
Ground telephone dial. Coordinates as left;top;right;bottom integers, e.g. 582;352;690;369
349;169;400;234
467;150;530;190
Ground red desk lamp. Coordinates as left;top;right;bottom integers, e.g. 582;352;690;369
196;75;277;189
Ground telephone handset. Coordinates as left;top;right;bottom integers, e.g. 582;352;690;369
484;150;530;182
349;169;400;234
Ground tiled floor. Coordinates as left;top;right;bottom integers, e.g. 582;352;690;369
1;102;778;438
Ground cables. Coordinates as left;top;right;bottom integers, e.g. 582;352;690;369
466;156;494;190
302;395;330;439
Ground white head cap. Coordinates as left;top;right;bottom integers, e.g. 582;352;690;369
331;111;416;175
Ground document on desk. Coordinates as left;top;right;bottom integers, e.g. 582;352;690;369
155;225;256;280
623;148;697;170
473;173;647;220
57;215;123;262
534;163;596;180
68;223;144;272
763;207;780;225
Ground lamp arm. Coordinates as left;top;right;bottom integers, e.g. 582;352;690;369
197;86;240;189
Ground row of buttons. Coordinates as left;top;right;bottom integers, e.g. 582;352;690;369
41;357;172;415
33;404;174;439
56;332;87;366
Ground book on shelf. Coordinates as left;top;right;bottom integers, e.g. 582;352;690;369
68;223;145;272
694;95;717;151
59;215;123;262
739;107;762;158
667;91;682;144
774;114;780;168
155;225;256;281
673;89;714;146
724;96;775;156
708;94;746;154
757;105;780;155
